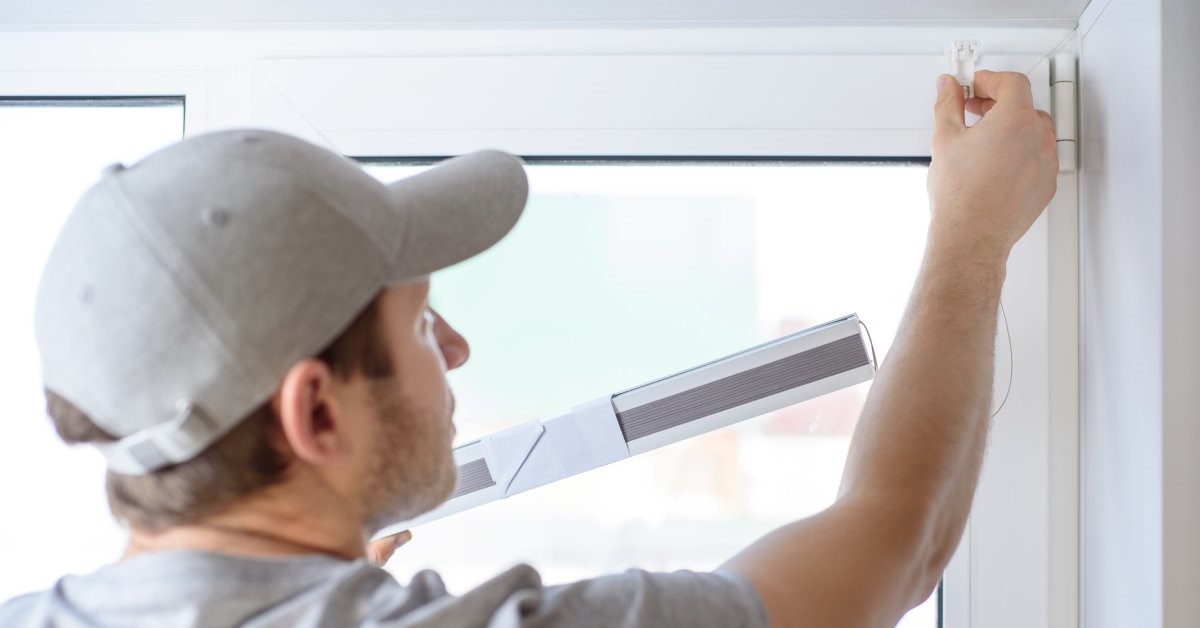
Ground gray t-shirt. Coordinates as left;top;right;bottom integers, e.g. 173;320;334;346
0;551;768;627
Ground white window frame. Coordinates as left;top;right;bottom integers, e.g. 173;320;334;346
0;25;1080;628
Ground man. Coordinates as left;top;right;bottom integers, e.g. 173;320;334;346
1;70;1056;627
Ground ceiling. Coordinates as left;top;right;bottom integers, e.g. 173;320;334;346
0;0;1094;29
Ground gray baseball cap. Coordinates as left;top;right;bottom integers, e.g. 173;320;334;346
35;129;528;475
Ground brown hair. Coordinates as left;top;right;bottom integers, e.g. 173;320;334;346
46;297;393;532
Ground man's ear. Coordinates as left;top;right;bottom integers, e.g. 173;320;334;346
274;359;352;466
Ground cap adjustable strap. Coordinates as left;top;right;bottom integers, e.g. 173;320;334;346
93;401;221;475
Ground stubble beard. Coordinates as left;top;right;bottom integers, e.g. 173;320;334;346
361;379;458;534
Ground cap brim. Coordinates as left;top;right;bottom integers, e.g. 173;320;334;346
386;150;528;280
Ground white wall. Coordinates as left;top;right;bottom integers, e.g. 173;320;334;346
1160;0;1200;623
1078;0;1199;625
1078;2;1162;625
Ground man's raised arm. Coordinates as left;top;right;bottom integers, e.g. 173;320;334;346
721;71;1059;628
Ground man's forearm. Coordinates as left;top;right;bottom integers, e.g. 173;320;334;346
838;234;1006;589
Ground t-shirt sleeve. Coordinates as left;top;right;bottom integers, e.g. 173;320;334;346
401;564;768;628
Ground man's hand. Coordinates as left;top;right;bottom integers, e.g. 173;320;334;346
367;530;412;567
928;70;1058;261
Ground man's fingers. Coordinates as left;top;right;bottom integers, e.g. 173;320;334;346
367;530;413;567
1036;109;1055;134
964;97;996;117
933;74;967;135
972;70;1033;108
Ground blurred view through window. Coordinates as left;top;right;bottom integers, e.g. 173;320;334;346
365;160;937;627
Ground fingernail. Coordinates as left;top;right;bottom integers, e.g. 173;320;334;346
937;75;952;91
395;530;412;547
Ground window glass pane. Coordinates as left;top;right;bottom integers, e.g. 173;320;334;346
365;161;938;626
0;100;184;601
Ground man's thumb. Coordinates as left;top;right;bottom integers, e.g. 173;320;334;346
934;74;966;134
367;530;412;567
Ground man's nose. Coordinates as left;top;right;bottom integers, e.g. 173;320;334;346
432;310;470;370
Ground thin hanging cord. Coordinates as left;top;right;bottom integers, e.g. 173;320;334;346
990;300;1013;419
858;304;1012;418
858;319;880;369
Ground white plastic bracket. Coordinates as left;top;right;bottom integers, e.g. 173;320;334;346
947;40;979;99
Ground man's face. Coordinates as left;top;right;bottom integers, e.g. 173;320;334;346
351;279;469;531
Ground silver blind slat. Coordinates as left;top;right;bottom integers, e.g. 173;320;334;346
450;458;496;499
615;334;869;442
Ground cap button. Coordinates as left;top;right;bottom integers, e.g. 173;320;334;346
201;207;229;227
101;163;126;176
